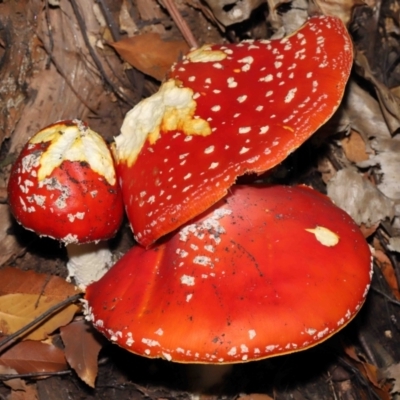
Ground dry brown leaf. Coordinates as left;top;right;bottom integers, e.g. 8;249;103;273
9;384;39;400
110;33;189;81
373;249;400;300
317;157;336;184
344;346;391;399
341;130;370;163
314;0;370;26
382;363;400;395
344;346;380;387
344;344;361;363
357;136;400;201
355;52;400;135
0;293;78;341
327;168;394;227
119;0;138;36
238;394;274;400
60;320;104;388
186;0;225;31
0;204;25;267
0;340;67;374
339;79;391;147
0;187;7;202
0;267;80;340
391;86;400;98
359;222;380;238
0;267;79;297
388;237;400;252
0;365;25;390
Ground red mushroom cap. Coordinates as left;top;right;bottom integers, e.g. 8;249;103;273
7;120;124;244
114;15;353;247
85;185;372;363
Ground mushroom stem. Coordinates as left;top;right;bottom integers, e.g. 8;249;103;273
66;242;114;290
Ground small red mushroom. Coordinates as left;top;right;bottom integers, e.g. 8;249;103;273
114;15;353;247
85;185;372;363
7;120;124;288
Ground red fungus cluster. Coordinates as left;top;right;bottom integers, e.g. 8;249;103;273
8;16;373;364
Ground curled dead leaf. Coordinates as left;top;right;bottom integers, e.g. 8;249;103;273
344;345;391;399
0;340;67;374
359;222;380;238
388;237;400;252
314;0;370;25
0;267;80;298
355;51;400;134
382;363;400;395
0;293;79;341
8;384;39;400
0;268;80;340
373;248;400;300
0;205;24;267
327;168;394;227
341;130;370;163
339;79;391;147
110;33;189;81
60;320;104;388
238;395;274;400
0;365;25;390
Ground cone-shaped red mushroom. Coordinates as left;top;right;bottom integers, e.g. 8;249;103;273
114;15;353;247
85;185;371;363
8;120;124;287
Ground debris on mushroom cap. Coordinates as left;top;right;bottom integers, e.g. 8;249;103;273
114;15;353;247
7;120;124;244
85;185;372;364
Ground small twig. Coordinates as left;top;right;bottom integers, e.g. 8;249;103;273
39;37;99;115
161;0;199;48
96;0;121;41
34;275;51;309
370;263;400;343
96;0;144;100
376;228;400;288
0;293;82;354
337;356;383;400
0;369;72;381
0;354;109;382
69;0;134;106
358;330;379;366
371;286;400;306
44;1;54;69
326;145;343;172
327;371;339;400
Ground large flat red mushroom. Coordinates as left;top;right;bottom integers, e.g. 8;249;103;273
114;15;353;247
85;185;372;363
